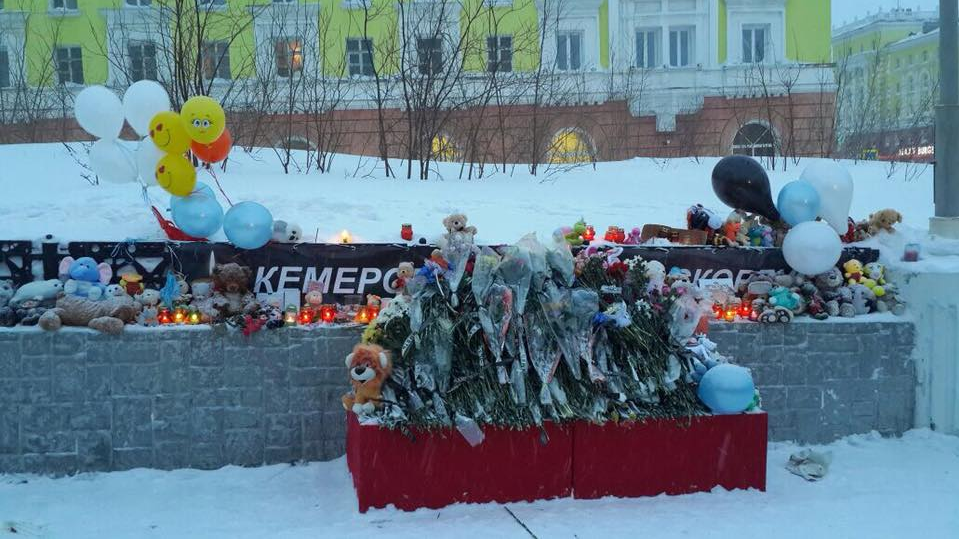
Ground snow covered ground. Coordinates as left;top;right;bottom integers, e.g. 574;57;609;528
1;429;956;539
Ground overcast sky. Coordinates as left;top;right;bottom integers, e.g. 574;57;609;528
833;1;940;27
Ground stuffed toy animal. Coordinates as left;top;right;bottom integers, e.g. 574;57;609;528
645;260;667;294
366;294;382;309
341;343;392;414
0;280;13;308
843;259;867;285
768;286;802;312
304;280;324;308
863;262;887;297
118;271;144;296
747;224;774;247
188;279;217;323
867;209;903;235
10;298;49;326
211;263;257;317
686;204;723;232
559;221;588;246
60;257;112;301
272;220;303;243
9;279;64;308
138;306;159;327
39;295;138;335
391;262;415;295
135;289;161;308
443;213;477;237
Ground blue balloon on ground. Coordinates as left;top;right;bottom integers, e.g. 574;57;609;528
170;183;223;238
223;201;273;249
777;181;822;226
697;364;755;415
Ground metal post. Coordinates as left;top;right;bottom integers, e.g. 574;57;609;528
933;0;959;237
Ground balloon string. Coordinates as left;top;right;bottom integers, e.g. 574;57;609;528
206;167;234;208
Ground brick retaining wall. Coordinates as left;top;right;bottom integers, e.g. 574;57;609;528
0;320;916;476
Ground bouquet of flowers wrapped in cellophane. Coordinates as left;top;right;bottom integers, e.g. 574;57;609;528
362;233;713;432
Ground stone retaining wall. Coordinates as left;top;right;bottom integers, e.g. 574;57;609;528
0;320;916;476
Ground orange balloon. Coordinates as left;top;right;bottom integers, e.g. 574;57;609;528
191;128;232;163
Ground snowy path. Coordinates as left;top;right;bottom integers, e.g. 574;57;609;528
1;429;957;539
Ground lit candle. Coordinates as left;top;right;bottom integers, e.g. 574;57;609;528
187;308;201;325
158;308;173;325
283;305;298;327
401;224;414;241
582;225;596;242
298;306;314;325
724;309;737;322
319;305;337;324
354;306;371;324
340;230;352;244
173;307;187;325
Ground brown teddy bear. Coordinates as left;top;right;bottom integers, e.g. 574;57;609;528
867;209;903;235
341;343;392;414
443;213;477;236
211;263;258;317
390;262;415;296
38;295;139;335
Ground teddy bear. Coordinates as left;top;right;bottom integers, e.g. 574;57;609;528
341;343;392;414
863;262;887;297
135;288;161;308
186;279;218;323
39;294;139;335
867;209;903;236
211;263;258;317
768;286;802;313
390;262;415;296
138;306;160;327
304;280;324;308
272;220;303;243
11;298;49;326
60;257;112;301
443;213;477;237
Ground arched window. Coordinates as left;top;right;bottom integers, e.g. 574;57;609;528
548;129;594;164
732;122;775;157
431;135;456;162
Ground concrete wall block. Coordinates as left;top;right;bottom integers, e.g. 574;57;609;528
191;407;223;443
223;430;264;466
152;395;192;443
21;354;51;379
113;447;154;471
786;386;822;410
155;441;190;470
112;364;162;396
265;414;301;448
70;401;111;431
23;453;77;477
52;363;84;402
223;407;260;430
190;442;222;470
0;338;21;377
84;364;112;400
112;397;153;448
76;430;112;471
0;409;19;453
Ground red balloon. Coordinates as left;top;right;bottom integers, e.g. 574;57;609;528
191;128;232;163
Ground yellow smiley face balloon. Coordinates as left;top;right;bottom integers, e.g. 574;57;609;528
155;154;197;197
180;96;226;144
148;111;191;155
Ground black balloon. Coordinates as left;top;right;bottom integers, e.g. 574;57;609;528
711;155;781;221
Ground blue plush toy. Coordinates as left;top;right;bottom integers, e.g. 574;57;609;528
768;286;801;311
59;256;112;301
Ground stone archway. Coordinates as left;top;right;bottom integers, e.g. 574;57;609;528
731;122;776;157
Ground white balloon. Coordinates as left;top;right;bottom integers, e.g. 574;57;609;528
89;139;138;184
134;137;164;186
799;161;854;235
782;221;843;276
74;86;124;140
122;80;170;137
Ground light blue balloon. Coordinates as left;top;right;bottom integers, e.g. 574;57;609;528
777;181;822;227
697;364;755;415
223;201;273;249
171;183;223;238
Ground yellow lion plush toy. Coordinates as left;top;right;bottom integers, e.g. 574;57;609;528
342;344;392;414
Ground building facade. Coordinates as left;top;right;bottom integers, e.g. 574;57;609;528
0;0;835;165
832;8;939;161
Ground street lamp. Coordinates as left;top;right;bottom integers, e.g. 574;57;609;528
933;0;959;237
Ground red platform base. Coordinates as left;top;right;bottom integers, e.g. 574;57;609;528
346;412;767;512
346;414;573;513
572;413;768;499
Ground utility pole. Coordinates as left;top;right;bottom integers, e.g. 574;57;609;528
933;0;959;237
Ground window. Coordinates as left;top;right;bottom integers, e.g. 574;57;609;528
556;31;582;71
432;135;456;161
732;123;775;157
55;46;83;84
275;39;303;77
0;48;9;88
669;27;693;67
200;0;225;7
128;42;157;81
742;25;768;63
417;37;443;75
486;35;512;73
51;0;78;9
635;29;658;68
125;0;151;6
346;38;373;77
202;41;231;80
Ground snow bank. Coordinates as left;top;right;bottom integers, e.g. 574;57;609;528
1;429;956;538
